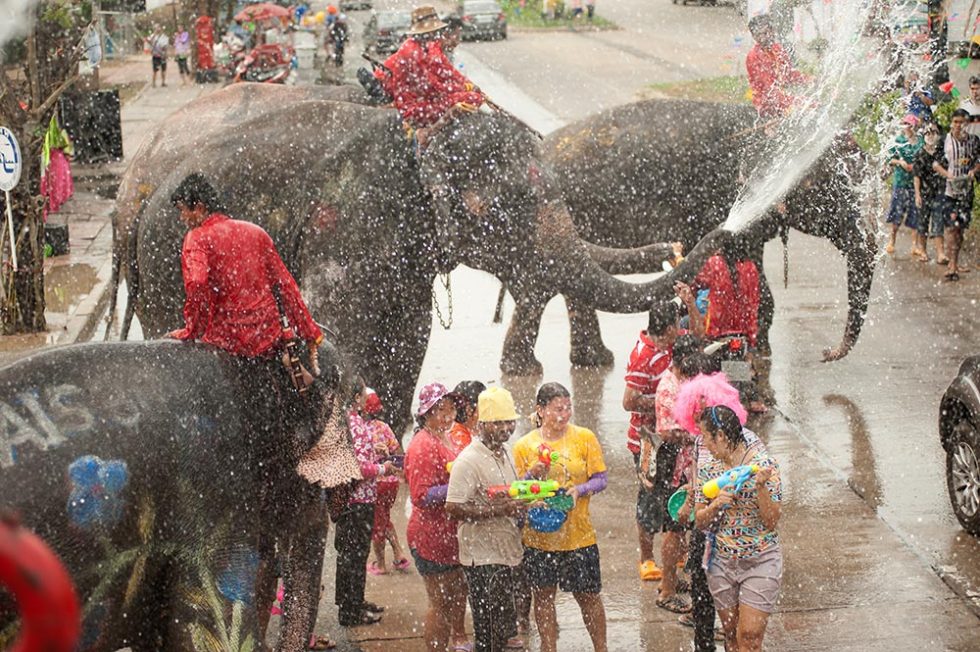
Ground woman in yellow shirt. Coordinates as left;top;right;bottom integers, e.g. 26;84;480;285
513;382;608;652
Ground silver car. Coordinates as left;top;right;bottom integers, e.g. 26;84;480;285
940;356;980;535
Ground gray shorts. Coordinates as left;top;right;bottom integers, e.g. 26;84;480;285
707;545;782;613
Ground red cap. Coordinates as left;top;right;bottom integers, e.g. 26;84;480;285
364;390;383;415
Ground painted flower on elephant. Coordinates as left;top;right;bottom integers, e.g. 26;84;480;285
215;545;261;605
67;455;129;531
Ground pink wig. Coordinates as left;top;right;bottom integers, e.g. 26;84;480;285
673;372;748;434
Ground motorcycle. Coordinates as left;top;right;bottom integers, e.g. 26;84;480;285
233;43;296;84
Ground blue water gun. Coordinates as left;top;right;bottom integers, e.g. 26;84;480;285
702;464;759;499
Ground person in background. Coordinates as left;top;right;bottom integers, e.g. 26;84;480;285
745;13;810;121
173;25;192;86
933;108;980;281
884;114;924;258
694;406;782;652
446;387;526;652
913;121;948;264
650;334;705;615
148;24;169;88
365;389;411;576
903;71;935;123
335;385;396;627
449;380;486;453
958;75;980;137
405;382;472;652
514;382;608;652
442;15;464;60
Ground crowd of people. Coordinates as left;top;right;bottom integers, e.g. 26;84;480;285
884;74;980;282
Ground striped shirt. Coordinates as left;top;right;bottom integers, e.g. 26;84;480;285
943;131;980;197
624;331;672;454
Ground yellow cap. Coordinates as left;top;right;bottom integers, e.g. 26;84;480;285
478;386;519;422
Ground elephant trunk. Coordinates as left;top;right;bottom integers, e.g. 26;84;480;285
536;203;731;312
824;222;877;361
580;240;676;275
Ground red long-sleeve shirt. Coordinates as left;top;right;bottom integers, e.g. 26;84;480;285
692;254;760;347
745;43;809;119
376;38;483;127
170;213;322;357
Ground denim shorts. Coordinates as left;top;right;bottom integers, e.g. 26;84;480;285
523;544;602;594
706;545;782;613
917;195;947;238
886;186;918;229
410;548;459;577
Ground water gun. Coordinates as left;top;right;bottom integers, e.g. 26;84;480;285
702;464;759;499
537;443;560;467
487;480;560;501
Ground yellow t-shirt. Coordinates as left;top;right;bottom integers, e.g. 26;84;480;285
513;424;607;552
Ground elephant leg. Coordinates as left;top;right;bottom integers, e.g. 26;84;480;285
500;289;547;376
275;485;329;652
756;262;774;356
566;295;615;368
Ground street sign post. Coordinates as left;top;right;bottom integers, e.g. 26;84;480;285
0;127;22;271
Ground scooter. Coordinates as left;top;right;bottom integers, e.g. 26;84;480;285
233;44;296;84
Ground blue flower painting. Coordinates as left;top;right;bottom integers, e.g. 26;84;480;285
67;455;129;531
216;545;261;605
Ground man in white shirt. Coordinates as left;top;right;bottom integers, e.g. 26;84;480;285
959;75;980;138
148;25;169;87
446;387;527;652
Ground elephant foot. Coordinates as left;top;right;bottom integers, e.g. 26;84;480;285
500;352;544;377
570;344;615;369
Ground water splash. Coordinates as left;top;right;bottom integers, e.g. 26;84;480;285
723;0;917;233
0;0;37;60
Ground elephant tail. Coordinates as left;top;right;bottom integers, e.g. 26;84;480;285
781;224;789;289
120;212;142;341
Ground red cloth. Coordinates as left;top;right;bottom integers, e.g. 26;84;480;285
372;482;399;545
745;43;809;119
376;38;483;127
170;213;322;357
624;331;672;454
40;149;73;220
693;254;761;346
404;428;459;564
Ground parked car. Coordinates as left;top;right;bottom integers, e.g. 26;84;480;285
363;10;412;54
940;356;980;535
340;0;373;11
459;0;507;41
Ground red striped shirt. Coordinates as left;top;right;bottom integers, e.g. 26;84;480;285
624;331;672;454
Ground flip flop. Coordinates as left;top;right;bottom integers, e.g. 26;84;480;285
393;557;411;571
309;635;336;650
944;272;960;282
505;636;525;649
937;258;950;265
678;613;694;628
367;561;388;576
451;642;474;651
362;601;386;613
656;595;692;614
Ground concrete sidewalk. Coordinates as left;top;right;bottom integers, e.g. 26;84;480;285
0;55;214;364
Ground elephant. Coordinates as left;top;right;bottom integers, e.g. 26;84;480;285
497;98;878;373
0;339;347;652
109;83;732;436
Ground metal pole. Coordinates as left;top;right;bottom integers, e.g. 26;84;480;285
4;190;17;272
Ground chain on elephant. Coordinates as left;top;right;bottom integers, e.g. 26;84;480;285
432;272;454;330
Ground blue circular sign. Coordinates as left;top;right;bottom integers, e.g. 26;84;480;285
0;127;22;192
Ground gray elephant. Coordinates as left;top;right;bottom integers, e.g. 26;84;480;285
496;98;877;373
0;339;347;651
109;84;729;435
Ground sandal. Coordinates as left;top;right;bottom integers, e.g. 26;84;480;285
944;272;960;282
393;557;411;571
451;642;474;652
639;560;662;581
937;257;950;265
675;578;691;593
362;601;385;613
367;561;388;576
678;613;694;628
505;636;525;649
309;635;336;650
656;595;692;614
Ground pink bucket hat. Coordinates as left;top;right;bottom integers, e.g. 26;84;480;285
417;382;456;417
902;114;920;127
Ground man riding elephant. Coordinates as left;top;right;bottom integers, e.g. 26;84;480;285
166;172;336;650
375;5;486;147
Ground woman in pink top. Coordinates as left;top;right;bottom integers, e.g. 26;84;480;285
404;382;471;652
